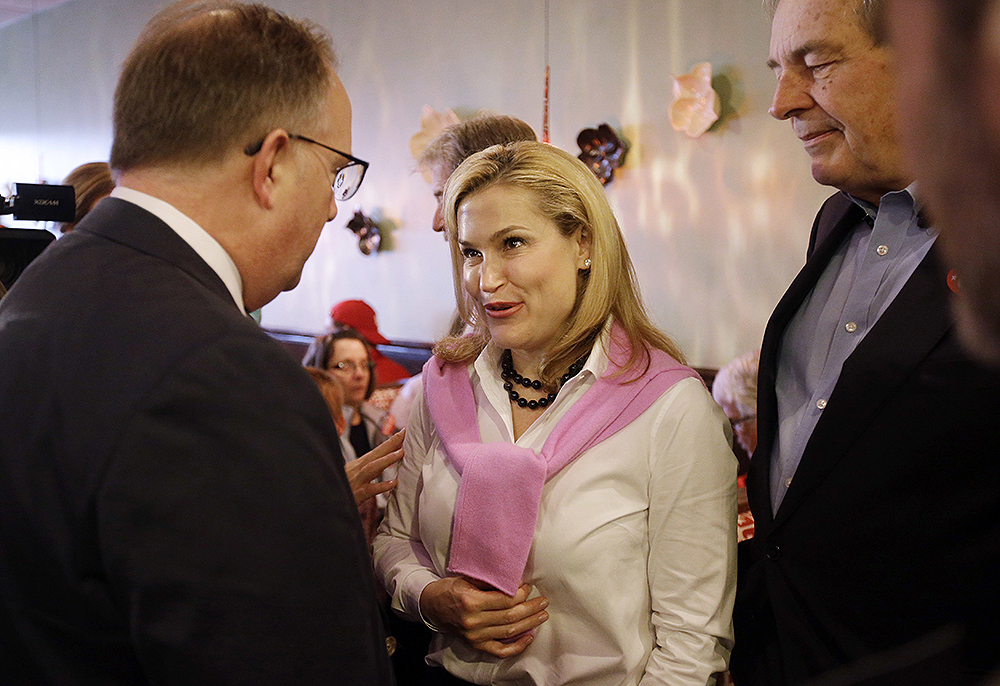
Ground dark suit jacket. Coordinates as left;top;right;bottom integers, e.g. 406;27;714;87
0;199;394;685
731;192;1000;686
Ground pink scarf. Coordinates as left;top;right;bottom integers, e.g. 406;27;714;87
422;324;698;596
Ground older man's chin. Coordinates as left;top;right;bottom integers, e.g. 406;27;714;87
954;296;1000;368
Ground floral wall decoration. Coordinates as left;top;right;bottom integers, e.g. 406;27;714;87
669;61;721;138
409;105;461;182
346;207;383;255
576;123;628;186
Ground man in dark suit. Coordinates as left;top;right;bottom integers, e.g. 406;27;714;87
730;0;1000;684
0;2;393;684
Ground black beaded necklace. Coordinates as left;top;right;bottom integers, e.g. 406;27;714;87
500;349;588;410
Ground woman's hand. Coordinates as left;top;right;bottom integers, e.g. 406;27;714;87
346;430;404;506
419;576;549;658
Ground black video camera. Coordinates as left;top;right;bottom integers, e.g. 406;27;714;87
0;183;76;291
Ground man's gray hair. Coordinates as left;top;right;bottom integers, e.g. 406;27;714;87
712;349;760;419
763;0;885;44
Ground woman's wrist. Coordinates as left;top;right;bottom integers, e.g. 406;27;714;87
417;578;448;632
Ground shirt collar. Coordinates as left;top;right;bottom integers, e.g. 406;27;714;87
848;181;924;224
110;186;245;312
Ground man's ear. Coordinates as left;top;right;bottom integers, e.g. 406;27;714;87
250;129;291;210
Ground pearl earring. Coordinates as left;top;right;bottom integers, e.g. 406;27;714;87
584;259;592;269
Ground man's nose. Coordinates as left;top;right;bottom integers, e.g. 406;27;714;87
432;203;446;233
769;70;812;121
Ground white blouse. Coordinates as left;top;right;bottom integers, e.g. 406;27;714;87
373;333;737;686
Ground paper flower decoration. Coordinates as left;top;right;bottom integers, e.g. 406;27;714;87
410;105;461;162
577;124;628;186
346;207;381;255
669;62;721;138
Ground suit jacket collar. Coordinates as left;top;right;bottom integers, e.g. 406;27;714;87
76;197;236;310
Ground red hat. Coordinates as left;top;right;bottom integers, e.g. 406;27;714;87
330;299;389;345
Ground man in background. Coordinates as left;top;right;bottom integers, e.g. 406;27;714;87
0;2;393;684
711;348;760;461
417;113;537;235
731;0;1000;683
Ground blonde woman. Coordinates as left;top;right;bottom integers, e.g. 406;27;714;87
375;142;737;686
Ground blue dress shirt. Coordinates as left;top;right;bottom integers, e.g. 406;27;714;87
770;186;936;512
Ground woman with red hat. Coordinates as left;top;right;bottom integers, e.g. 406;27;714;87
330;299;411;386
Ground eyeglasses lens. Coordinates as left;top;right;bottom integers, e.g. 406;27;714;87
334;164;365;201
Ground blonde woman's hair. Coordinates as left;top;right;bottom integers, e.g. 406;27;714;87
436;141;684;386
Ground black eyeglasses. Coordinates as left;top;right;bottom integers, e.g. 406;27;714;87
244;133;369;201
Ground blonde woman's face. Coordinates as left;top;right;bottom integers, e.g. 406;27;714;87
457;184;590;372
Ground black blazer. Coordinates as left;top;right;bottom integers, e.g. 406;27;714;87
0;199;394;685
731;193;1000;685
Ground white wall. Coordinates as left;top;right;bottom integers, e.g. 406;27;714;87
0;0;832;367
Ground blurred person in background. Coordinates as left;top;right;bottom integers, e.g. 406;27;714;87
712;349;760;542
885;0;1000;366
712;349;760;461
304;325;398;467
418;113;537;236
304;365;403;521
330;298;411;385
59;161;115;233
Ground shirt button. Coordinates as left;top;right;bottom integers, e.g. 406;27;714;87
785;477;793;488
845;322;858;333
816;399;827;410
876;244;889;256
